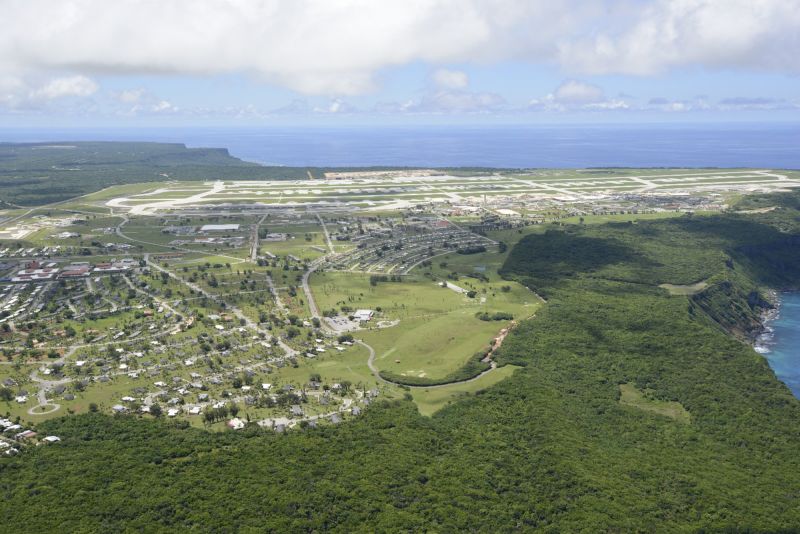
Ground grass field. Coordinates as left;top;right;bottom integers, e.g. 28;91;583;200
413;364;522;416
311;271;539;380
618;383;691;423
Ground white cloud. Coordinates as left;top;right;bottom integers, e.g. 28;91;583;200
584;99;629;110
559;0;800;75
151;100;177;113
313;98;359;114
645;96;710;112
417;90;506;113
433;69;469;90
1;0;585;96
718;97;798;111
529;80;629;112
116;89;145;103
29;75;97;100
2;0;799;100
0;0;798;109
552;80;604;104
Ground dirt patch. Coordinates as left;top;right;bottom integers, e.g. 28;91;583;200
659;281;708;295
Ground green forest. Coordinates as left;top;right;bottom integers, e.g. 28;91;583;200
0;142;503;206
4;192;800;531
0;142;305;206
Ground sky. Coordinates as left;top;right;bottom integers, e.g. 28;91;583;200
1;0;799;127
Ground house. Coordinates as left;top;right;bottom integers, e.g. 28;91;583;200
351;407;362;416
167;408;180;417
15;430;37;440
330;413;342;424
112;404;127;413
188;406;201;415
261;383;272;391
290;405;303;417
42;435;61;443
353;309;374;321
227;417;245;430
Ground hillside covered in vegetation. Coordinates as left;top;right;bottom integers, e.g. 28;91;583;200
0;142;308;206
3;193;800;531
0;142;503;206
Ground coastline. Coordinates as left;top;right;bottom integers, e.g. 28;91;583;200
754;289;781;355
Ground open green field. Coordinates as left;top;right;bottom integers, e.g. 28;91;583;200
413;364;522;416
618;383;691;423
311;271;539;380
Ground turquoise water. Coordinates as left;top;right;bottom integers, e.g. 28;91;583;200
758;293;800;398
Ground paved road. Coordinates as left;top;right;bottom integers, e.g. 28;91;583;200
250;213;268;262
265;274;286;312
315;212;335;253
301;258;327;320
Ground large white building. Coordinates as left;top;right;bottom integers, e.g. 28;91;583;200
353;309;374;322
200;224;240;232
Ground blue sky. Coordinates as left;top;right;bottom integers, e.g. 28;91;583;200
1;0;799;126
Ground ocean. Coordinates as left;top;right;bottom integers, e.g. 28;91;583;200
1;123;799;169
757;293;800;399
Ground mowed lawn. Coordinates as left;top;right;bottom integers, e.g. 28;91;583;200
363;313;501;380
311;271;539;380
413;364;522;416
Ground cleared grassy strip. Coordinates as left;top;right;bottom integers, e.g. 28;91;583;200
619;383;691;423
413;364;521;416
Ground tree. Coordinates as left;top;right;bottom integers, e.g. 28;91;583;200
150;404;162;417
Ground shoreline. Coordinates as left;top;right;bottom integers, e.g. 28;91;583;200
755;288;782;355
